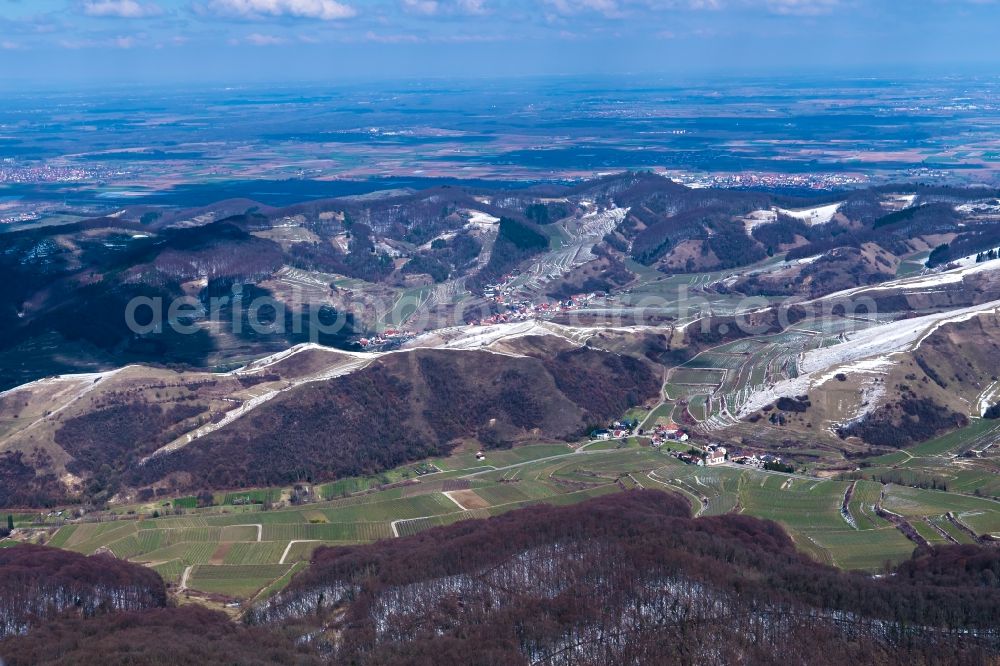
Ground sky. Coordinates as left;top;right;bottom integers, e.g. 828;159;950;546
1;0;999;86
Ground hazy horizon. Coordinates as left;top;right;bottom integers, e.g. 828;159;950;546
2;0;999;87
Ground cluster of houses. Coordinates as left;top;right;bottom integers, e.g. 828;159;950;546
481;274;518;300
358;328;415;350
590;418;641;441
649;422;689;447
674;444;727;467
472;275;603;326
732;453;784;469
671;445;786;470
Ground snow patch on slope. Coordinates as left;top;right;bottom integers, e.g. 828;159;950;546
464;209;500;230
775;202;843;226
800;256;1000;306
738;300;1000;417
978;381;1000;417
432;320;560;350
742;209;779;234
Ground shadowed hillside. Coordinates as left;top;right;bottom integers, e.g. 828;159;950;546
136;345;660;493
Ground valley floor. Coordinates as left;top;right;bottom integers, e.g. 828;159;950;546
19;433;1000;608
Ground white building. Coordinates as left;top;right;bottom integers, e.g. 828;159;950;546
706;449;727;466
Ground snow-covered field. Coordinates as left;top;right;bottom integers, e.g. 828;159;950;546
804;300;1000;374
514;206;629;292
775;202;843;226
410;319;560;352
957;200;1000;215
742;209;778;234
882;193;918;210
945;252;1000;270
811;356;895;385
740;202;843;234
464;209;500;230
792;254;822;267
419;232;458;250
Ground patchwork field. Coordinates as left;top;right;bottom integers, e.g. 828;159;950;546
187;563;296;598
669;367;727;386
41;446;657;599
647;462;1000;570
859;420;1000;499
36;437;1000;604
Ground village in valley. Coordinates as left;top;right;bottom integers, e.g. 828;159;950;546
589;418;787;471
358;275;606;349
474;274;604;327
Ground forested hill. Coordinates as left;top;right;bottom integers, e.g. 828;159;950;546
250;491;1000;665
0;545;166;640
136;344;660;493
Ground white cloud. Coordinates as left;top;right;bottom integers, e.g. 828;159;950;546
58;34;143;48
544;0;623;16
1;41;21;50
456;0;488;13
364;30;421;43
542;0;839;17
402;0;439;14
244;32;286;44
759;0;839;15
541;0;721;17
81;0;163;18
401;0;488;15
202;0;357;20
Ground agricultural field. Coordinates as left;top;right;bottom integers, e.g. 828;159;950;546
187;564;296;598
33;434;1000;604
648;462;1000;571
883;485;1000;521
655;328;831;434
847;480;891;530
929;516;978;544
431;443;575;472
912;519;949;545
687;395;709;421
740;476;847;531
858;420;1000;499
907;419;1000;457
669;367;727;386
150;559;188;585
172;496;198;510
223;542;290;565
583;436;646;452
802;528;916;571
36;448;662;599
216;489;283;506
644;403;676;427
